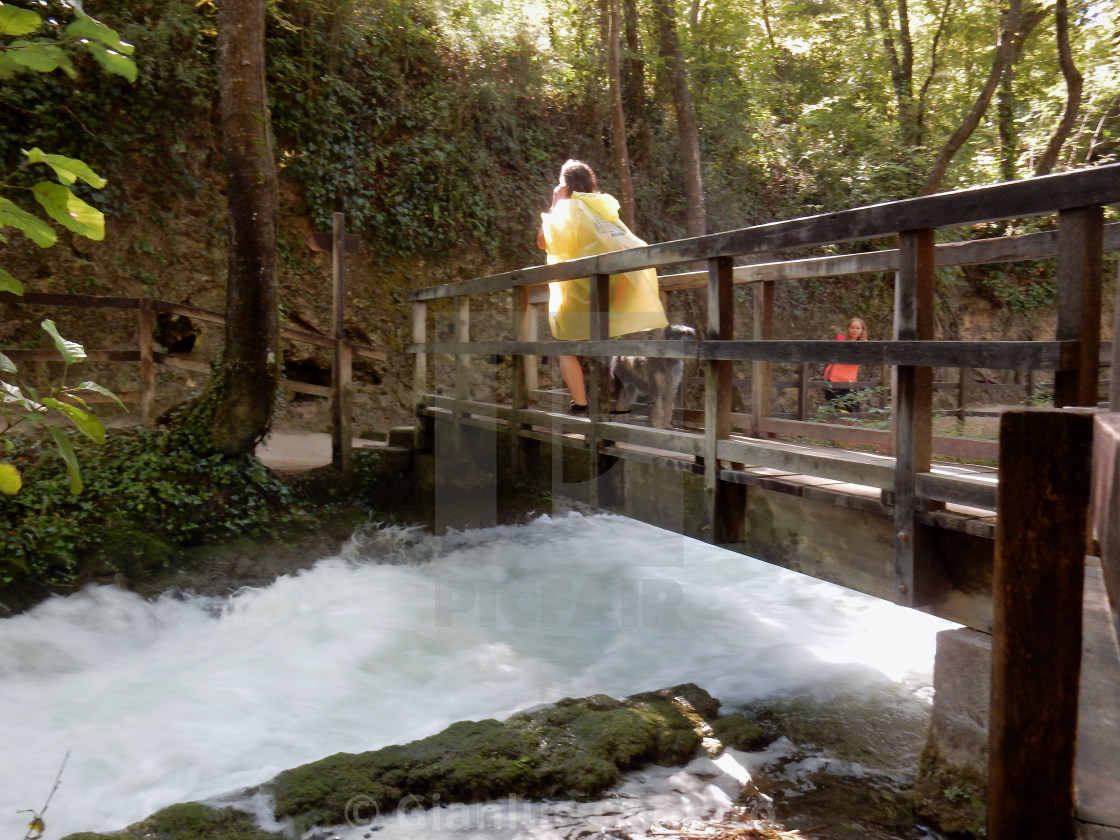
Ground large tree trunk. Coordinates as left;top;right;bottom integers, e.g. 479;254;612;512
921;0;1021;194
1033;0;1083;175
210;0;279;455
654;0;706;237
607;0;635;227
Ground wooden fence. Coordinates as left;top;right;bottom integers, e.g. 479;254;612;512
0;291;386;464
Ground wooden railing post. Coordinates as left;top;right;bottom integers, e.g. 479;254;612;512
511;285;532;476
587;273;611;507
892;228;936;606
1055;205;1104;408
750;279;774;437
797;362;809;421
988;409;1091;840
330;212;352;474
452;294;470;457
704;256;734;542
412;300;431;451
137;297;155;426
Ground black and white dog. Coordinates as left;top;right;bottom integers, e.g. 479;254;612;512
610;324;697;428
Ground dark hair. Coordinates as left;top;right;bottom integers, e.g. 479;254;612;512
560;159;598;193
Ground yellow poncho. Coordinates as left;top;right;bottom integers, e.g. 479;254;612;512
539;192;668;341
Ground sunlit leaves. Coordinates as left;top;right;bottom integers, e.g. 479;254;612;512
23;148;108;188
0;197;57;247
31;181;105;240
0;3;39;37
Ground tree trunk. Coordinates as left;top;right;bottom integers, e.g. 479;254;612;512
921;0;1022;194
210;0;279;455
870;0;919;148
607;0;635;227
1033;0;1083;175
654;0;706;237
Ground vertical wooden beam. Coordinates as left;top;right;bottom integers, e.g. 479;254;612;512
587;273;611;507
511;285;532;476
453;295;470;458
797;362;809;421
330;212;352;473
750;280;774;438
137;297;155;426
892;229;935;605
956;367;968;427
988;409;1091;840
1112;256;1120;411
704;256;734;542
412;300;431;451
526;299;540;394
1055;205;1104;408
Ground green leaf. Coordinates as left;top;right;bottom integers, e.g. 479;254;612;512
6;39;67;73
0;351;15;374
84;42;137;83
40;319;87;364
31;182;105;240
1;380;43;412
65;16;134;55
0;4;40;37
75;380;126;410
0;268;24;295
0;463;21;496
23;148;107;189
47;425;83;494
42;397;106;444
0;197;57;247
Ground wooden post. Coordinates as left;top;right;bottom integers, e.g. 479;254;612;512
750;280;774;437
798;362;809;421
1054;205;1104;408
526;299;540;394
1110;238;1120;411
988;409;1091;840
330;212;352;473
511;285;532;476
412;300;431;451
892;229;936;606
452;294;470;457
956;367;968;426
704;256;734;542
587;273;611;507
138;297;155;426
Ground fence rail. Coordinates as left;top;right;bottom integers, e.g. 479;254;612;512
0;292;387;463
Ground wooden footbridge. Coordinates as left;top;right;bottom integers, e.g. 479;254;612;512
408;164;1120;839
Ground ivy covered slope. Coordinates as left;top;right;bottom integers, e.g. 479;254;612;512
0;424;390;612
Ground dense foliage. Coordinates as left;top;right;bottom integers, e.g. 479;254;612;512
0;427;299;585
3;0;1113;264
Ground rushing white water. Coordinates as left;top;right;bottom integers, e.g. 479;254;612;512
0;512;955;839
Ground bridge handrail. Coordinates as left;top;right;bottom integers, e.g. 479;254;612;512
406;164;1120;301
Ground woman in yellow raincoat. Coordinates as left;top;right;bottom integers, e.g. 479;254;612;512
536;160;667;414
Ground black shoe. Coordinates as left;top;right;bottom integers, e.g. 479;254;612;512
567;402;588;416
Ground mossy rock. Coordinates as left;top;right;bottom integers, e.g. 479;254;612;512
59;803;282;840
272;684;719;831
710;713;772;752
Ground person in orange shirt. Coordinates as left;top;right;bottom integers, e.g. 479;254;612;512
823;317;868;404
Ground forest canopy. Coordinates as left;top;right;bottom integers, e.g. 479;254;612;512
2;0;1118;263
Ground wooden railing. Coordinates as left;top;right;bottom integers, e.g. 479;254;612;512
408;163;1120;600
0;292;387;464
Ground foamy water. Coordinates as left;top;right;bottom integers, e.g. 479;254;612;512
0;513;954;838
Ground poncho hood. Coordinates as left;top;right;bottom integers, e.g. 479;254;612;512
572;191;620;223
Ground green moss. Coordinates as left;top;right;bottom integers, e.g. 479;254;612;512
273;684;718;832
59;803;282;840
710;713;772;752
